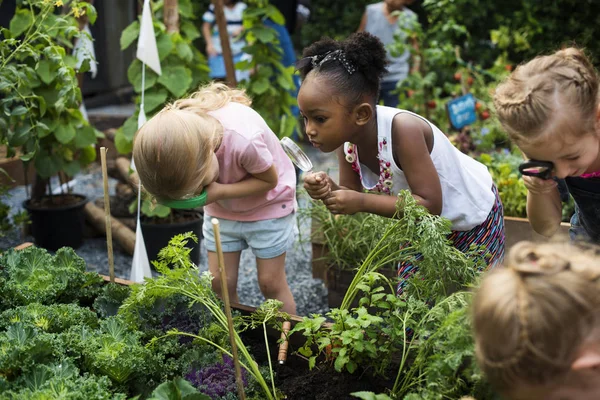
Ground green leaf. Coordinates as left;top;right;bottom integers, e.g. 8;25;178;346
115;129;133;154
74;125;97;148
9;123;31;147
251;78;270;95
54;123;76;144
157;65;192;97
177;0;194;19
180;21;200;42
142;200;171;218
37;60;57;85
251;26;276;43
176;42;193;63
79;145;97;164
37;96;47;117
120;21;140;50
143;89;169;113
11;106;27;116
9;9;33;37
63;161;81;177
34;153;61;178
128;60;158;93
148;377;209;400
122;115;138;141
157;33;174;61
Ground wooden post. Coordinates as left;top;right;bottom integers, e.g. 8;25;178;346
164;0;179;33
278;321;292;364
211;0;237;87
100;147;115;282
212;218;246;400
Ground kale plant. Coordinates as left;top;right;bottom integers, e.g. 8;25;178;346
92;283;131;319
186;355;248;399
0;246;103;310
0;302;99;333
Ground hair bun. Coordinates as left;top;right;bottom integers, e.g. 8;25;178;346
342;32;388;81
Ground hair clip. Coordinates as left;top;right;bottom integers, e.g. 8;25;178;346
295;50;356;75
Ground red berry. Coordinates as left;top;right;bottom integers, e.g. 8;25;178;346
475;102;482;111
427;100;436;109
481;110;490;120
467;77;474;85
454;72;462;81
505;64;513;71
407;90;415;98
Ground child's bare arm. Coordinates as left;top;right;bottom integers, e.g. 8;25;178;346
392;113;442;215
202;22;217;56
206;164;278;202
524;177;563;237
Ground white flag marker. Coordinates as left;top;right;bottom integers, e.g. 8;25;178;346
136;0;161;75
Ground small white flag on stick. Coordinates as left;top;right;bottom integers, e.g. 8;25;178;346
136;0;161;75
130;0;161;283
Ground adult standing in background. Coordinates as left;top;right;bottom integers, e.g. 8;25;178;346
202;0;250;82
358;0;419;107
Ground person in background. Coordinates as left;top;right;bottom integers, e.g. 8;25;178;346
357;0;419;107
202;0;250;82
473;240;600;400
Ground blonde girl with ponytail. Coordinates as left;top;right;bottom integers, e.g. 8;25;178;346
494;48;600;243
473;241;600;399
133;82;297;314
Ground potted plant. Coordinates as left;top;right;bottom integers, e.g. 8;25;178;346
1;0;101;250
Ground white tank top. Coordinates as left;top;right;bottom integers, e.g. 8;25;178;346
343;106;495;231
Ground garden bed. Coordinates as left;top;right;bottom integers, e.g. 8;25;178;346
1;241;390;400
312;215;572;309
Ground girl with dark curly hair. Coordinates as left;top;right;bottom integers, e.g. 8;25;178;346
298;32;505;293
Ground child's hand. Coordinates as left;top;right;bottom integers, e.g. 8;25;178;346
323;190;362;215
304;171;331;200
206;43;218;57
523;175;557;195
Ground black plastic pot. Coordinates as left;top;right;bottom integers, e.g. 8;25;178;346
23;194;87;251
141;214;203;267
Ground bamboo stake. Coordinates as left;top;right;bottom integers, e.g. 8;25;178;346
277;320;292;365
100;147;115;282
211;218;246;400
211;0;237;87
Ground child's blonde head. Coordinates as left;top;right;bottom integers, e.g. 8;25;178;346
493;48;599;145
133;82;251;201
473;240;600;398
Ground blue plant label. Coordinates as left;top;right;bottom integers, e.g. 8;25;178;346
447;93;477;130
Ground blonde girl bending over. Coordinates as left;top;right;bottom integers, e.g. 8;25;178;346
473;241;600;400
133;83;297;314
494;48;600;243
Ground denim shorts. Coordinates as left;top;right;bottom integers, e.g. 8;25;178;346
203;213;297;259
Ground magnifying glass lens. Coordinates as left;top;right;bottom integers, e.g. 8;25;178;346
280;137;314;172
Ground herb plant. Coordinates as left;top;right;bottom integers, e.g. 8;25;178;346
120;232;277;400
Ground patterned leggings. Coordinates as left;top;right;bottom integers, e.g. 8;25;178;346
397;185;505;295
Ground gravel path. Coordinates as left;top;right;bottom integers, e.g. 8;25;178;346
0;144;339;317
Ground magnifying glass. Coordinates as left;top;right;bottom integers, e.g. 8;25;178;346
518;160;554;180
280;137;313;172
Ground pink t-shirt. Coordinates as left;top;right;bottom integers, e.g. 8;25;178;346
204;102;297;221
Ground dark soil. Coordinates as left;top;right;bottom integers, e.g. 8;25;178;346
141;209;203;225
26;194;86;209
243;328;392;400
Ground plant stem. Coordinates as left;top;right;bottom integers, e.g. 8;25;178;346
263;321;277;397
